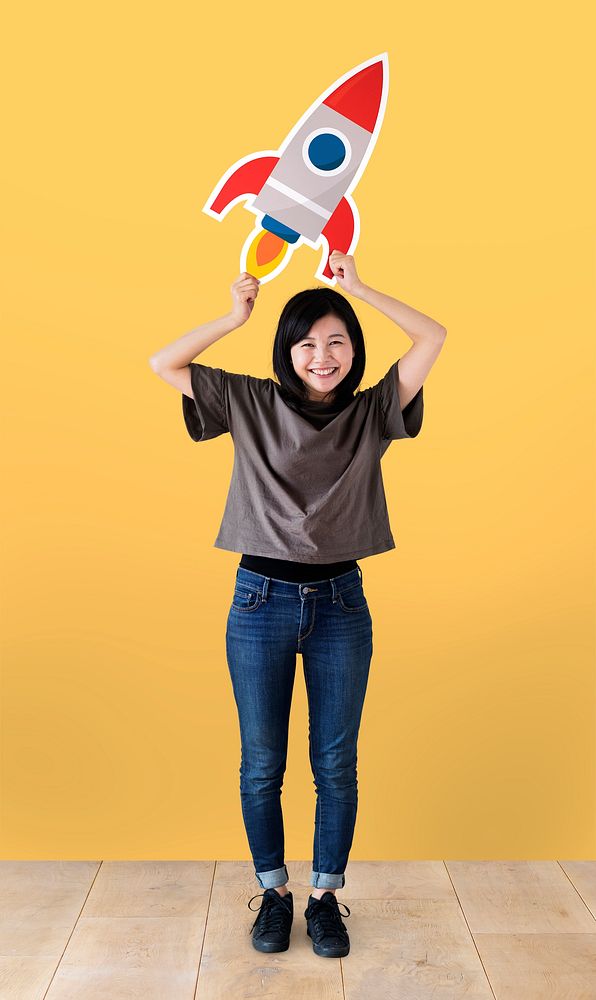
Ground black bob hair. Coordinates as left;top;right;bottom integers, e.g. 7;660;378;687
272;286;366;408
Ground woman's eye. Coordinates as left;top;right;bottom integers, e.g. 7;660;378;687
302;341;342;347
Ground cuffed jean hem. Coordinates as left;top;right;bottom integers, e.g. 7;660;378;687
255;864;289;889
311;870;346;889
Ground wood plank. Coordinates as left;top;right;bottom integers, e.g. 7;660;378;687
469;933;596;998
82;860;214;917
447;861;596;998
445;861;596;932
0;861;100;1000
337;859;460;899
560;860;596;917
43;861;214;999
337;861;493;998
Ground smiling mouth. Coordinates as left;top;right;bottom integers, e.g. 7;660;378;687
309;368;338;377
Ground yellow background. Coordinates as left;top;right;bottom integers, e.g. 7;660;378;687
2;1;594;859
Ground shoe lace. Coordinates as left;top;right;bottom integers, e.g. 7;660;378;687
247;891;291;935
304;894;351;941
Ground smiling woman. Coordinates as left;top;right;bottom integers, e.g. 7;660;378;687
290;312;354;401
273;285;365;411
150;261;443;951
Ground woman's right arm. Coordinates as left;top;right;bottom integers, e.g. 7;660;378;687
149;273;260;397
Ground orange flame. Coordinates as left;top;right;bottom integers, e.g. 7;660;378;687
245;229;291;280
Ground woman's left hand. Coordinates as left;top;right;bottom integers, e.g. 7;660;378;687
328;251;366;296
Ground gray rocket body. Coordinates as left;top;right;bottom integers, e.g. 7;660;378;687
251;104;371;243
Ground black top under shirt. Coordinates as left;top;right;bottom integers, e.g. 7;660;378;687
239;388;358;582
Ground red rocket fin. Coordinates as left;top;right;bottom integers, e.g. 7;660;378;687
207;156;279;214
320;197;356;280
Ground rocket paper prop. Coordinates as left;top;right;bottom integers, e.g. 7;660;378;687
202;53;389;285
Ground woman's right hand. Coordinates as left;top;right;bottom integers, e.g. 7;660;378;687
229;272;260;326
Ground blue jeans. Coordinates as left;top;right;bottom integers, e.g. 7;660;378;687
225;564;373;890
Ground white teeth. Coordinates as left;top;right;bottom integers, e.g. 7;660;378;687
310;368;336;375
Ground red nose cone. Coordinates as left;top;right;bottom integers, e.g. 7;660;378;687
323;60;384;133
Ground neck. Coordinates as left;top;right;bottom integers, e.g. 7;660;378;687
306;390;335;404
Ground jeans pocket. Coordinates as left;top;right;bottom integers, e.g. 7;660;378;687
337;582;369;613
231;584;263;613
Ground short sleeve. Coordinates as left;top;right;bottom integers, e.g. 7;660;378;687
182;363;229;442
376;358;424;440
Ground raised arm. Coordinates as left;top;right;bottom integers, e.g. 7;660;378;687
328;253;447;410
149;272;260;397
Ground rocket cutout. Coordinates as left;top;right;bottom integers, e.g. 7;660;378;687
202;53;389;285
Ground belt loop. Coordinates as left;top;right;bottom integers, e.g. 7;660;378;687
330;578;338;603
262;576;270;602
357;564;363;582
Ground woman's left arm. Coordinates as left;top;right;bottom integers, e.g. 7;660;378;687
330;249;446;339
329;251;447;411
357;282;447;410
355;282;447;341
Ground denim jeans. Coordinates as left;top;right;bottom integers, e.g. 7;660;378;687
225;564;373;890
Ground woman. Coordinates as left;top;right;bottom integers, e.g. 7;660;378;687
150;251;446;958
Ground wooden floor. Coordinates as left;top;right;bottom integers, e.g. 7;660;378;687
1;860;595;998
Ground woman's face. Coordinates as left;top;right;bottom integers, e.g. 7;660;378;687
290;314;355;402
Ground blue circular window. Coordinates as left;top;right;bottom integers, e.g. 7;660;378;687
307;132;346;171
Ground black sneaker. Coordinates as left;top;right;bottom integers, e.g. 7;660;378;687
304;891;351;957
247;888;293;952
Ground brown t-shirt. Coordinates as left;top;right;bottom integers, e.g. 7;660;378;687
182;359;424;562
